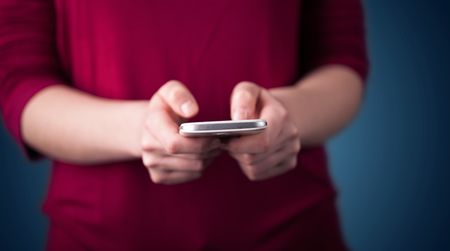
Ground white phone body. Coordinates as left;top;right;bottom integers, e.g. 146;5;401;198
179;119;267;137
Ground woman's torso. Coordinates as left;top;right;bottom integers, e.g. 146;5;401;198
45;0;337;249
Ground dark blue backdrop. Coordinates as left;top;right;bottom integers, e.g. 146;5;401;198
1;0;449;250
330;0;450;250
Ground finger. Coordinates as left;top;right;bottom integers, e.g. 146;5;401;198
231;138;299;166
143;130;222;159
254;157;297;181
148;168;201;185
237;141;296;175
257;89;286;143
237;139;298;177
230;81;261;120
153;149;222;171
175;148;222;160
229;147;278;167
142;152;205;172
226;90;286;154
157;80;199;118
141;127;161;151
244;156;297;181
145;108;222;154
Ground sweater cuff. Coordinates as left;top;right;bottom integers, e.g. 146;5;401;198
2;76;63;160
309;55;370;84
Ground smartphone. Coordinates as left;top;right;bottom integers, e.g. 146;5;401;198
179;119;267;137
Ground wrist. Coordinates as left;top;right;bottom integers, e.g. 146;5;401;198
116;100;148;159
269;85;321;148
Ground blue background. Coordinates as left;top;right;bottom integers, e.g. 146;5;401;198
1;0;450;250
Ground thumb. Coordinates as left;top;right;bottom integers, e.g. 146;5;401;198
230;81;261;120
157;80;199;118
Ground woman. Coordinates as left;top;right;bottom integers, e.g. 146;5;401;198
0;0;368;250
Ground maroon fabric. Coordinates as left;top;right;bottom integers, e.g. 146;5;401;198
47;196;348;251
0;0;368;250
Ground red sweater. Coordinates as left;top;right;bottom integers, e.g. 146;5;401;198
0;0;368;250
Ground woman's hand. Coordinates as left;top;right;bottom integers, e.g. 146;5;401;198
141;80;222;185
225;82;301;181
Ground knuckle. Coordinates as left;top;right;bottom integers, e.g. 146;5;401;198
193;160;204;171
289;141;301;155
141;137;149;150
278;107;289;120
290;125;300;138
142;154;157;168
164;137;180;154
241;154;255;165
141;134;153;150
142;155;150;167
246;170;257;181
247;172;261;181
288;158;297;169
150;172;167;184
244;165;260;181
294;140;301;153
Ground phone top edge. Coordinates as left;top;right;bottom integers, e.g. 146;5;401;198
180;119;266;126
179;126;266;136
179;119;267;132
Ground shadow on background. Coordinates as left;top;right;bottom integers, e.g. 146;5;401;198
1;0;449;250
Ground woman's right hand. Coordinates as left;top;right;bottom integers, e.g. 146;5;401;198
141;80;222;185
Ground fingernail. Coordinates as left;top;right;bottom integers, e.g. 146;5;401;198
181;101;194;116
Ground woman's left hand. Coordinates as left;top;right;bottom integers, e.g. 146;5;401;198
225;82;301;181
